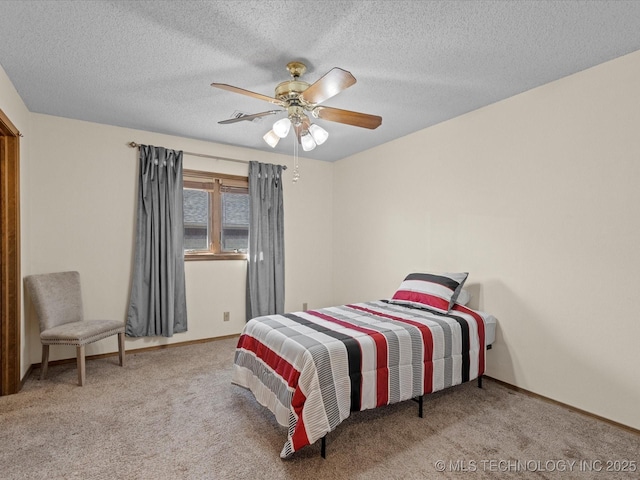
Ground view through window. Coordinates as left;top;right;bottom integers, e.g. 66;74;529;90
183;169;249;260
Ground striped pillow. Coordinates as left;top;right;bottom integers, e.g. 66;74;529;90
390;272;469;313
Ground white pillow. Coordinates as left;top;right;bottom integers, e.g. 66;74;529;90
456;288;471;306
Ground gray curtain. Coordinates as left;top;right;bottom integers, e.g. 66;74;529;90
246;161;285;321
127;145;187;337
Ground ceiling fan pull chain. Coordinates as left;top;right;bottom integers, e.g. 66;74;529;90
292;138;300;183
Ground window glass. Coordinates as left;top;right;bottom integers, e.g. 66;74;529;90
182;170;248;260
221;191;249;252
184;189;210;251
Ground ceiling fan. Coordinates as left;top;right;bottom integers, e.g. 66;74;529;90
211;61;382;152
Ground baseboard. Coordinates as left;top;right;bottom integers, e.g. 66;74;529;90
122;333;240;356
26;333;240;371
20;364;35;389
485;376;640;436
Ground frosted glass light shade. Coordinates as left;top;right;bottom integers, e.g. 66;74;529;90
301;132;317;151
273;118;292;138
263;130;280;148
308;124;329;145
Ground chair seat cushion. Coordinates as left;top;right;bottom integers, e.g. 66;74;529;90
40;320;125;346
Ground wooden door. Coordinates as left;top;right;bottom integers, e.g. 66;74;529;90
0;108;21;395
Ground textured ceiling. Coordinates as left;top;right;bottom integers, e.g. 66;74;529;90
2;1;640;162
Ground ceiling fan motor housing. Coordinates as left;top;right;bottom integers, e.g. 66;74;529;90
275;81;311;125
275;80;310;101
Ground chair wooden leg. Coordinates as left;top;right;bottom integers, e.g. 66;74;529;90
118;332;125;367
40;344;49;380
77;345;86;386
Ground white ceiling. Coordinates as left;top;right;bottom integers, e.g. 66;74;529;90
2;1;640;162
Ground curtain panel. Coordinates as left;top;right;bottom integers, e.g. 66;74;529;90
127;145;187;337
246;161;285;321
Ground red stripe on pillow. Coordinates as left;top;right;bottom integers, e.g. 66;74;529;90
391;290;451;312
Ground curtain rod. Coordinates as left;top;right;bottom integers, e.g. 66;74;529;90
128;142;287;170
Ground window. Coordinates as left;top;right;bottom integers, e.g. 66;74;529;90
183;169;249;260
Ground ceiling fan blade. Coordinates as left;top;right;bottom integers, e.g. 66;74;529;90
218;110;280;124
299;68;356;105
211;83;286;107
314;106;382;129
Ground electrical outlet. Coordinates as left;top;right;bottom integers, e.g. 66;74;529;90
223;312;230;322
302;303;308;311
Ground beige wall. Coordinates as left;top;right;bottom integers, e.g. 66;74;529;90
24;114;333;362
333;50;640;430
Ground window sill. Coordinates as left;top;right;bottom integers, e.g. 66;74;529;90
185;252;247;261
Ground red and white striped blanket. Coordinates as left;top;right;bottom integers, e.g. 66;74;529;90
232;300;486;458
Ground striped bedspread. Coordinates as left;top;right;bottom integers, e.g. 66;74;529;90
232;300;486;458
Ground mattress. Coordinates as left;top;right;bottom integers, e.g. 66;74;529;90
480;312;497;346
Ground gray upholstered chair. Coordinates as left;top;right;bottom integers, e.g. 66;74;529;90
24;271;125;386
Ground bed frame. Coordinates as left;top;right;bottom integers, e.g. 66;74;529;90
318;365;490;459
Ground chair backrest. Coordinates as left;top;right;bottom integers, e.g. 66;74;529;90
25;271;84;333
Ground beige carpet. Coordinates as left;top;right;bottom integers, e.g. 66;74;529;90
1;337;638;479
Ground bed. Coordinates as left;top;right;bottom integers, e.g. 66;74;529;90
232;272;496;458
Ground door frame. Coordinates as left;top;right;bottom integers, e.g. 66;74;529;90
0;107;21;395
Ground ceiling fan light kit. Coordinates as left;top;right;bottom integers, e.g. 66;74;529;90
212;61;382;179
262;129;280;148
272;117;292;138
308;124;328;145
300;132;316;152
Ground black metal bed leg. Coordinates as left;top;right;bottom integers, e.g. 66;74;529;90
477;375;483;389
412;395;424;418
321;435;326;459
